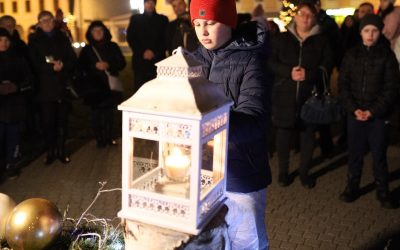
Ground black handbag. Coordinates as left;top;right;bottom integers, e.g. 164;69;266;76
300;67;343;125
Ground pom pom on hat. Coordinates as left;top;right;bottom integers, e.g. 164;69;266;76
190;0;238;28
359;14;383;31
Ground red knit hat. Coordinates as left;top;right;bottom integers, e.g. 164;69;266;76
190;0;237;28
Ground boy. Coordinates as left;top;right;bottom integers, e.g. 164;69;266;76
339;14;399;209
190;0;272;249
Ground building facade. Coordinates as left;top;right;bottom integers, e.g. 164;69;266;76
0;0;387;43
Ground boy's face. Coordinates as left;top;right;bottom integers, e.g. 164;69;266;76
0;36;10;52
193;19;232;50
360;24;380;47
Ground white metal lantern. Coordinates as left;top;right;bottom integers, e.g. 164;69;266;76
118;48;233;234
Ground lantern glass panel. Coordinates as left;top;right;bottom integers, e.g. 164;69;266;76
131;137;159;181
200;129;227;198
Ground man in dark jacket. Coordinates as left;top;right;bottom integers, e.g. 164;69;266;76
126;0;168;93
191;0;272;248
28;10;76;165
0;28;32;178
339;14;399;209
165;0;198;55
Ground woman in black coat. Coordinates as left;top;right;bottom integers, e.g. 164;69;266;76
78;21;126;147
0;28;32;177
270;3;334;188
29;11;77;165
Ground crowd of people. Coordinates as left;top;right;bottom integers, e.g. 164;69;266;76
1;0;400;249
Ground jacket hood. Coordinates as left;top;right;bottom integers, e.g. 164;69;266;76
286;21;321;42
85;21;112;44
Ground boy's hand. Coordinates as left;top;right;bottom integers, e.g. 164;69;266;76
53;60;64;72
291;66;305;82
354;109;372;121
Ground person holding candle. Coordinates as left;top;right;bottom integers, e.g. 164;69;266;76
190;0;272;249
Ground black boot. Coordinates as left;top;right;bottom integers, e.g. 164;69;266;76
339;175;360;202
339;185;360;202
57;145;71;164
376;182;399;209
300;175;316;189
5;164;20;179
278;173;292;187
44;149;56;165
57;129;70;164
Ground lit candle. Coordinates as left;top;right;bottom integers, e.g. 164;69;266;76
165;147;190;182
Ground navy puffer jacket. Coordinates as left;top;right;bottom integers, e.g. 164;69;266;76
192;21;272;193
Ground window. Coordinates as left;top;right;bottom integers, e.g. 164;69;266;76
39;0;44;11
12;1;17;13
0;2;4;13
53;0;59;11
25;0;31;12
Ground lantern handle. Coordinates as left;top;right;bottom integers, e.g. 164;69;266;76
172;46;191;56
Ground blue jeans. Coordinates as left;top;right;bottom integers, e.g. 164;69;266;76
225;188;268;250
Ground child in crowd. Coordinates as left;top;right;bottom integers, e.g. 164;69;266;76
190;0;273;249
339;14;399;209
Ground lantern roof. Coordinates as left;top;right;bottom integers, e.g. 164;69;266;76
119;48;232;119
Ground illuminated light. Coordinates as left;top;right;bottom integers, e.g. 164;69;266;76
73;42;80;48
130;0;144;14
326;8;355;16
80;42;86;47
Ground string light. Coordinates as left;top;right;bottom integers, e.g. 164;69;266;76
280;0;298;25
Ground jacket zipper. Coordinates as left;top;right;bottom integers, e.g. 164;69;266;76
361;48;368;100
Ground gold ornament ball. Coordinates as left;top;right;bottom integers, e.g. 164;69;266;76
5;198;63;250
0;193;16;240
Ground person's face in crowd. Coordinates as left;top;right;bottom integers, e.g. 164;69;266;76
144;0;156;14
344;15;354;28
379;0;391;10
361;24;380;47
91;26;104;41
193;19;231;51
38;15;55;33
0;36;10;52
357;5;374;20
314;1;321;13
172;0;186;17
0;20;15;34
294;6;316;33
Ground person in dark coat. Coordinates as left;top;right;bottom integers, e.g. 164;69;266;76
28;10;77;165
165;0;198;55
339;14;399;209
126;0;168;93
270;3;334;189
78;21;126;147
0;28;32;178
190;0;272;248
0;15;29;59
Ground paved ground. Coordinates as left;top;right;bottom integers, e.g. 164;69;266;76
1;127;399;250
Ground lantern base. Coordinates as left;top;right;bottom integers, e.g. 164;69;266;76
154;177;190;198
